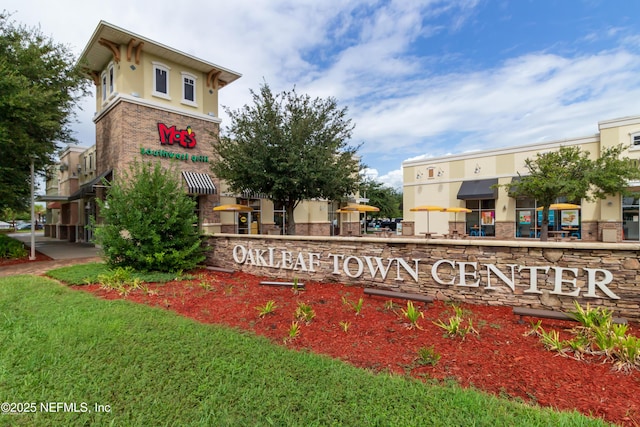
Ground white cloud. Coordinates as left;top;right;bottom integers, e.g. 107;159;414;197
10;0;640;186
353;48;640;159
362;167;403;190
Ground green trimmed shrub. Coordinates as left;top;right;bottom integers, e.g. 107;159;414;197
93;161;204;272
0;234;27;259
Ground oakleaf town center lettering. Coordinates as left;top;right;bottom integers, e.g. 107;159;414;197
231;245;619;300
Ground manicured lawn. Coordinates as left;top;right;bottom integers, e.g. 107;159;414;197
0;275;611;426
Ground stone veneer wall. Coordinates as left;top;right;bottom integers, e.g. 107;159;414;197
295;222;331;236
204;235;640;321
95;98;221;224
495;221;515;239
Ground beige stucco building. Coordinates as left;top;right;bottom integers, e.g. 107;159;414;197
403;115;640;242
41;21;358;241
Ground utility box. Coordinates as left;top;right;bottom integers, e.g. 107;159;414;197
401;222;414;236
602;228;617;243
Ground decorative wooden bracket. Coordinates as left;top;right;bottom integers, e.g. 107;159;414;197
126;39;144;65
98;38;121;63
89;71;100;85
207;70;221;89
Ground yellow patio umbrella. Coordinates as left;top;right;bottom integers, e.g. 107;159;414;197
340;203;380;212
213;204;253;233
444;207;472;224
338;203;380;234
409;205;445;233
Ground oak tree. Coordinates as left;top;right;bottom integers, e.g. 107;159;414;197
505;145;640;241
211;83;361;235
359;178;402;220
0;13;89;211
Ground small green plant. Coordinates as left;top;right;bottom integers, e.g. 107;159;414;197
292;277;301;294
339;321;350;332
342;296;364;316
565;335;590;360
383;300;399;312
98;266;134;287
416;346;441;366
614;335;640;373
524;320;543;337
569;301;612;329
285;321;301;342
401;301;424;330
529;301;640;372
256;300;277;318
98;266;142;296
137;282;158;296
198;281;214;291
539;329;568;354
434;315;462;337
295;302;316;324
433;304;478;339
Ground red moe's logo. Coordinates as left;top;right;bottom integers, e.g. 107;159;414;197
158;123;197;149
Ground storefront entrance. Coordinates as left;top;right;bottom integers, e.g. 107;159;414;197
237;198;261;234
465;200;495;237
622;195;639;241
515;198;581;239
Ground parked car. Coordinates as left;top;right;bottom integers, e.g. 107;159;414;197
16;223;43;230
380;220;396;231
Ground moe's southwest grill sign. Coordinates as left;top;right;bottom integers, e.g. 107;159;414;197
140;123;208;163
158;123;197;148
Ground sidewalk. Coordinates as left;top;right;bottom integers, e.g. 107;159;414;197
0;232;102;277
9;232;101;259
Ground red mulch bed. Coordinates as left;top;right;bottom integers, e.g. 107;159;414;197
70;269;640;426
0;252;52;266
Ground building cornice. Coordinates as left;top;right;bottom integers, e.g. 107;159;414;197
403;134;600;167
598;115;640;130
80;21;241;88
93;93;223;125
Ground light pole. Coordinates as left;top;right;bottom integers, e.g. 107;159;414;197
29;158;36;260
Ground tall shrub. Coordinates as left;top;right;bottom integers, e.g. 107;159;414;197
93;161;204;272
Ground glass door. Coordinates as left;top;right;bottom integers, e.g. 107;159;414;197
623;195;639;241
465;200;495;236
238;211;250;234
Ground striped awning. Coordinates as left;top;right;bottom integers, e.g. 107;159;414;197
182;171;216;195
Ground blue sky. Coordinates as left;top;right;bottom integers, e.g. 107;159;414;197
10;0;640;189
